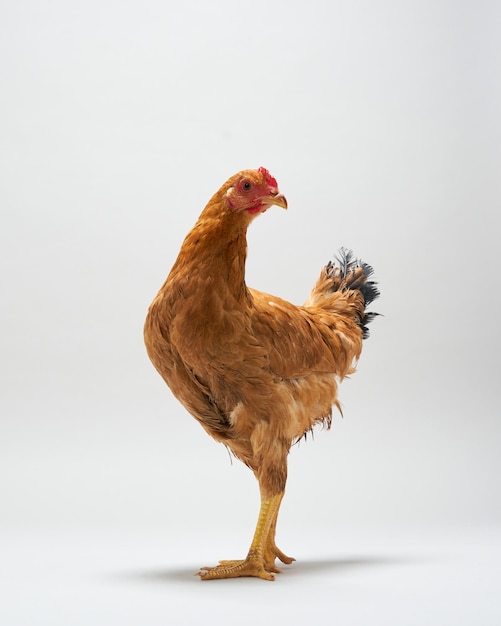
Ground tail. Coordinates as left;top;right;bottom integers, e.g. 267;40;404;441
309;248;380;339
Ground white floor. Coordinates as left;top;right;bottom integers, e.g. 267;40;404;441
1;525;500;626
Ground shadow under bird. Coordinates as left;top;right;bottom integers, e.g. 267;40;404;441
144;167;379;580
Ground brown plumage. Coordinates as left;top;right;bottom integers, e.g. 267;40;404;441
144;167;379;580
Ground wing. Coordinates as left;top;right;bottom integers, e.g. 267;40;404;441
249;289;362;379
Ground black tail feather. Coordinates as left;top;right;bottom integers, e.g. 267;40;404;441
326;247;380;339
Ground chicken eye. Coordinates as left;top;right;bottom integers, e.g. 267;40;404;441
241;180;253;192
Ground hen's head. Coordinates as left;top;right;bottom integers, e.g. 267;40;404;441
225;167;287;215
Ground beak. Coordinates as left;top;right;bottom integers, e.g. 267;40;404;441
270;192;288;210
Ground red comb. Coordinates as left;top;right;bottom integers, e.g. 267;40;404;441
258;166;278;189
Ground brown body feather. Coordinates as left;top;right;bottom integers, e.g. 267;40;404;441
144;169;376;500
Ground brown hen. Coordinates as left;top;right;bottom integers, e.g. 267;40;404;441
144;167;379;580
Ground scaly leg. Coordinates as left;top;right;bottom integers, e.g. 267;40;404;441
262;491;295;573
198;490;293;580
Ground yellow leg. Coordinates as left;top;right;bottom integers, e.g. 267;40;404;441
263;492;295;573
198;491;293;581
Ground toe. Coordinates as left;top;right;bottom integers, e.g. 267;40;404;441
197;558;276;581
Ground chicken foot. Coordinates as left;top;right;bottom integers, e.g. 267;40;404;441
198;491;294;580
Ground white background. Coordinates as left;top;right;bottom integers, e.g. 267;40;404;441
1;1;500;624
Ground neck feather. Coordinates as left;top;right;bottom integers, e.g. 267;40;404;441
168;206;251;303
